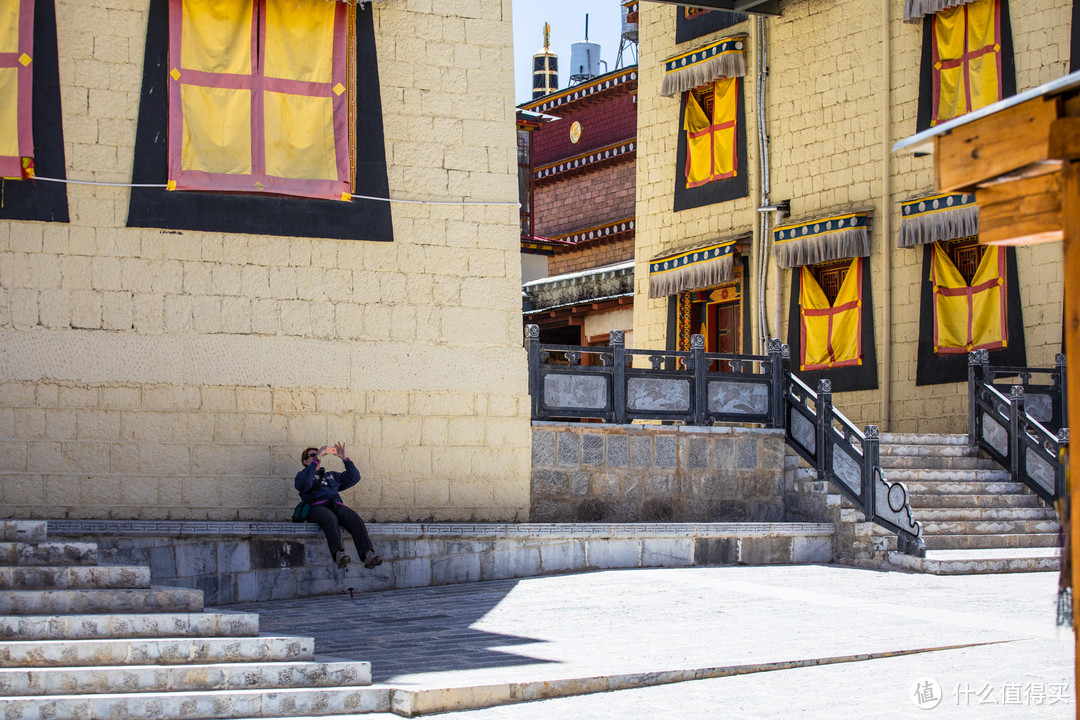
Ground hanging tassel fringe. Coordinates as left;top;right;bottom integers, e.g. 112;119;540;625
898;205;979;248
661;53;747;98
903;0;977;22
648;253;734;299
772;227;870;270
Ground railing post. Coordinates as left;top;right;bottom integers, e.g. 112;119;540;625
968;349;988;449
525;324;541;420
610;329;627;425
691;334;706;425
1056;352;1068;432
1058;428;1070;500
816;379;832;479
862;425;880;520
1009;385;1025;484
767;338;787;429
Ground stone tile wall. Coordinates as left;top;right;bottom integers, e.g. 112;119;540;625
530;424;791;523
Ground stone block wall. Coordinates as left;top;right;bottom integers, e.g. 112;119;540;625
52;519;834;605
530;424;793;523
0;1;532;522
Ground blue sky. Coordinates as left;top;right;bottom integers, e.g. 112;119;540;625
512;1;632;104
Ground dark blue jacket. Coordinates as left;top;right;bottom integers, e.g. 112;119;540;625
294;458;361;506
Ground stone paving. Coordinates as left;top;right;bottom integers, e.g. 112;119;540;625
228;563;1075;718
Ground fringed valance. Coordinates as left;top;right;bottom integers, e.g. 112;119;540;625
898;192;978;248
904;0;976;22
773;213;870;269
649;238;736;298
660;36;746;98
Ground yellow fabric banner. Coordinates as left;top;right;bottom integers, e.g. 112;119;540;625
931;242;1007;353
170;0;349;199
684;77;737;188
932;0;1001;125
799;257;863;371
1;0;33;179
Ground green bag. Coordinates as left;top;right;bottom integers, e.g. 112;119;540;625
291;500;311;523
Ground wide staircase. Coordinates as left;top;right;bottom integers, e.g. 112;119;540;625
880;433;1062;574
0;519;391;719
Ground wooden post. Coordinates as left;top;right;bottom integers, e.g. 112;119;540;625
1063;159;1080;711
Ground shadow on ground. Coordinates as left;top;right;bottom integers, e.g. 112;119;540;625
227;577;551;682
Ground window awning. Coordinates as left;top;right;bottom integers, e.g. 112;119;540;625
660;35;747;98
898;192;978;248
772;213;870;269
903;0;976;22
648;237;738;298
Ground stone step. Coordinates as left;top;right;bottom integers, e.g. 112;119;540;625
919;518;1061;536
0;636;316;668
912;507;1058;522
906;493;1044;509
0;612;259;641
878;455;998;471
0;521;48;542
922;533;1061;551
900;480;1029;495
0;565;150;590
0;660;372;696
0;587;204;615
0;686;391;719
887;548;1061;575
883;468;1012;482
878;443;980;458
879;433;969;446
0;541;97;566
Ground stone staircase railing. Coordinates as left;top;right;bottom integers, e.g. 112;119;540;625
968;349;1069;505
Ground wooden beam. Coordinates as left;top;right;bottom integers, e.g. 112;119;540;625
1050;117;1080;161
934;96;1060;192
1063;159;1080;720
976;171;1064;245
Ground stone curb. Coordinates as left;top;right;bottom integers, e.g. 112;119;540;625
385;642;1008;717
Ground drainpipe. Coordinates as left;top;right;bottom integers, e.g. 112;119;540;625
756;15;772;349
880;0;893;431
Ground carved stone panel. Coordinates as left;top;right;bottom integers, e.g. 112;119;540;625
790;410;815;455
708;381;769;416
1025;451;1056;494
831;446;862;496
1025;393;1052;424
544;374;607;409
874;475;920;538
981;413;1008;456
627;378;691;412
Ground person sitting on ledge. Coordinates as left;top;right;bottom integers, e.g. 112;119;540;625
294;443;382;570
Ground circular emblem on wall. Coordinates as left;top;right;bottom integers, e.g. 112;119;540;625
569;121;582;144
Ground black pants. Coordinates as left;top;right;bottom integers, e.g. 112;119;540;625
308;502;374;559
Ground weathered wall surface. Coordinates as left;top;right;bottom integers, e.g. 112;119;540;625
530;424;792;523
0;0;531;521
635;1;1066;433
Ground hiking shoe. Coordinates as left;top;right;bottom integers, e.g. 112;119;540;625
362;551;383;569
334;551;352;569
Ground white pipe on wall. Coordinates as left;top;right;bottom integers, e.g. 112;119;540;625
881;0;893;431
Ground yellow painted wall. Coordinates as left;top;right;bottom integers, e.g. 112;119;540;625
0;0;531;521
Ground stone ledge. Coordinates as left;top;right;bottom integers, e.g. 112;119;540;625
44;520;834;539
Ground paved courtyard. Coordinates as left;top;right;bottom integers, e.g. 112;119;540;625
229;564;1073;718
